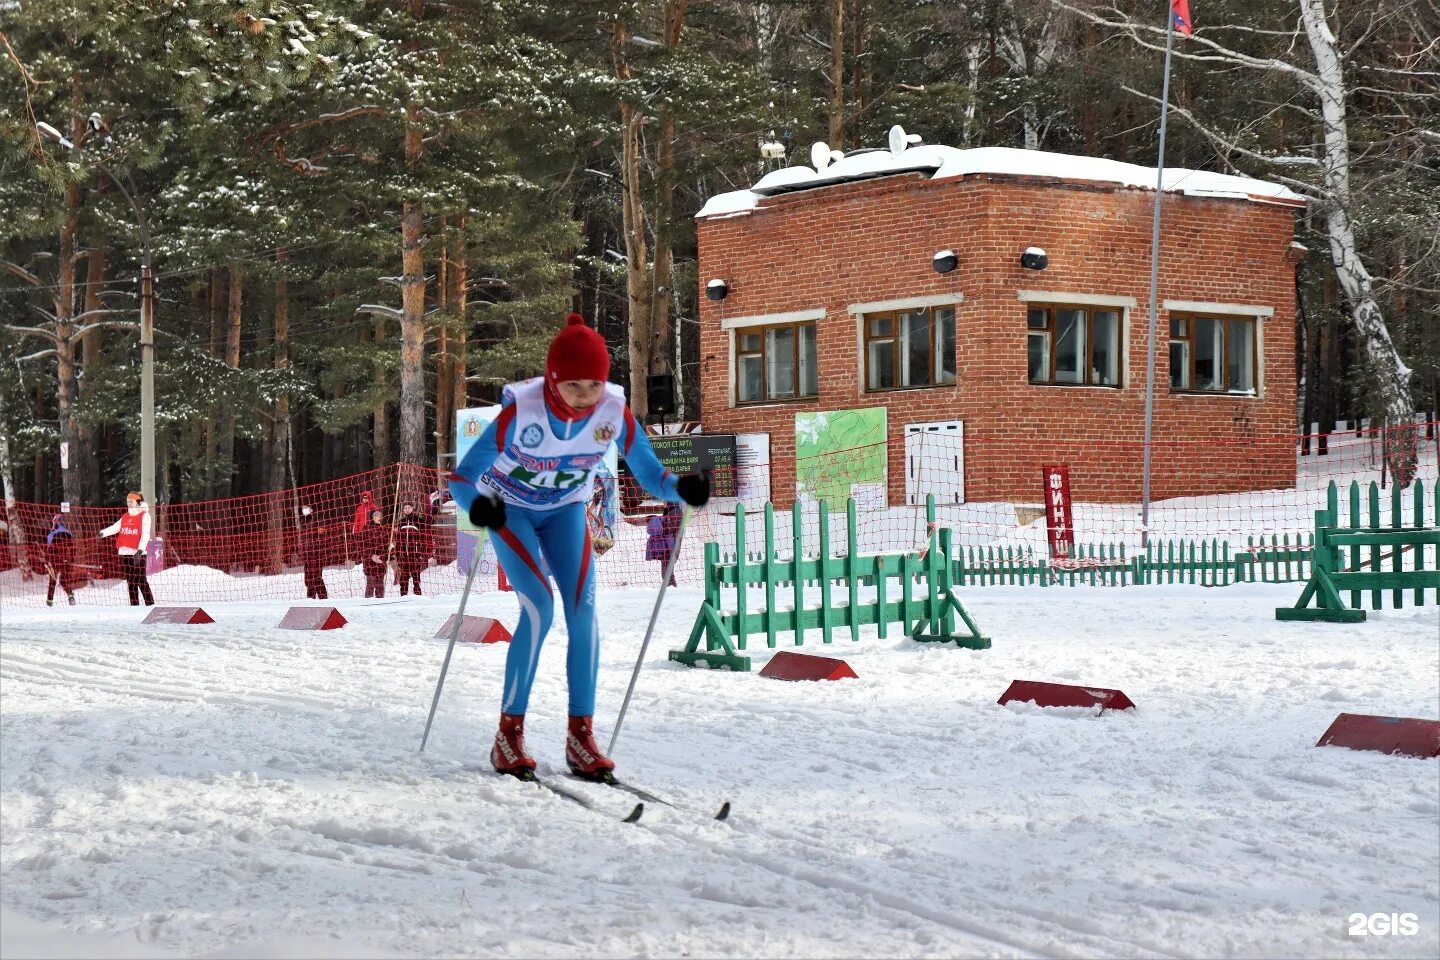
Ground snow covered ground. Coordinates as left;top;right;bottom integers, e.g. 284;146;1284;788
2;584;1437;959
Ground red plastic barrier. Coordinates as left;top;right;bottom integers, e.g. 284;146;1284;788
278;607;347;630
141;606;214;625
435;614;511;644
998;679;1136;712
1316;713;1440;759
759;651;858;682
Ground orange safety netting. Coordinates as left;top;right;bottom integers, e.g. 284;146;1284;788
1;422;1435;609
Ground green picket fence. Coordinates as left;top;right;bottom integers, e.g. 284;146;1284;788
669;496;988;672
950;537;1312;587
1277;477;1440;621
950;479;1436;589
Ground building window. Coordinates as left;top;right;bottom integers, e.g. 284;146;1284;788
863;306;956;391
736;321;817;404
1169;315;1256;394
1026;305;1121;387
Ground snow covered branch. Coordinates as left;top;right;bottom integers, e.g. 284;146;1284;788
1047;0;1321;87
67;320;138;342
3;324;61;345
1;260;42;286
356;304;404;321
1119;84;1327;197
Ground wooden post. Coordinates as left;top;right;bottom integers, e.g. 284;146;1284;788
818;500;832;644
846;498;860;641
764;504;777;648
792;499;805;646
735;503;748;651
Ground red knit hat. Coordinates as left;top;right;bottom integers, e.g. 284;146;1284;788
546;313;610;384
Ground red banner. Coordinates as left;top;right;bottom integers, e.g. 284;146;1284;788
1042;465;1074;560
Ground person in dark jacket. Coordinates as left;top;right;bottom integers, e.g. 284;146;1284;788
644;503;685;587
298;505;329;600
45;514;78;607
394;503;430;596
358;509;390;598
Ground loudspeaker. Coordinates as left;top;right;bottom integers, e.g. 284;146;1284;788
647;374;675;416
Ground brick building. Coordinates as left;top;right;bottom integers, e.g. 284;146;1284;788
695;143;1306;507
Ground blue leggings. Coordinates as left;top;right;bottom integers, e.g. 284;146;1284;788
490;502;598;716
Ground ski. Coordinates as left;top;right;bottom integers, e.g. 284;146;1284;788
500;769;644;823
575;772;731;822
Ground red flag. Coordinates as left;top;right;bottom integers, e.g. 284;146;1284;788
1171;0;1193;35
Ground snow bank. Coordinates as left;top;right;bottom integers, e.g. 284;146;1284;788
2;586;1435;957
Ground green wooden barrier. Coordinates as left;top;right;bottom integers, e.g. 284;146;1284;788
670;496;989;671
1276;478;1440;622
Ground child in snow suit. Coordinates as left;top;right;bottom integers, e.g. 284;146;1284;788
298;505;330;600
45;514;78;607
394;502;430;596
645;503;685;587
100;492;154;606
449;312;710;780
358;509;390;598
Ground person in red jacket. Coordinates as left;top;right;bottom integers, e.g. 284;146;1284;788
352;490;376;536
100;491;154;606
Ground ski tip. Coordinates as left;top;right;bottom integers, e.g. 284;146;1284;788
714;801;731;822
623;802;644;824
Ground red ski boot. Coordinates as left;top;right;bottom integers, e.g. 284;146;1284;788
565;715;616;781
491;713;536;777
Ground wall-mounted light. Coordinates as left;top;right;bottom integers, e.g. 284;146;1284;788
706;278;729;301
932;249;958;274
1020;247;1048;270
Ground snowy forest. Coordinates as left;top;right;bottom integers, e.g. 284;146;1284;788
1;0;1436;508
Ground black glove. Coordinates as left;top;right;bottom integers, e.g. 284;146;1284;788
675;470;711;508
468;493;507;530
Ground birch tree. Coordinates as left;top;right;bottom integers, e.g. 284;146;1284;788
1050;0;1433;485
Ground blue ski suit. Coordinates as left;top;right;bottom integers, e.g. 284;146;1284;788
448;379;681;716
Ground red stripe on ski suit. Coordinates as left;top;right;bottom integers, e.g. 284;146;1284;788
499;526;546;582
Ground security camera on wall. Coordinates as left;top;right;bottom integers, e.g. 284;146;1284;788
933;249;958;274
706;279;729;301
1020;247;1048;270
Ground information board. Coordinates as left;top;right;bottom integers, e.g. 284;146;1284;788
625;434;739;498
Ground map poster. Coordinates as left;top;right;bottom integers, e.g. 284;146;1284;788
795;407;888;510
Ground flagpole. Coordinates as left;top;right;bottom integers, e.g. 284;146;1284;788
1140;8;1178;549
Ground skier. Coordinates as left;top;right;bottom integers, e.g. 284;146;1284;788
394;502;430;596
358;509;390;598
44;514;79;607
99;491;154;606
298;505;329;600
645;503;685;587
448;312;709;781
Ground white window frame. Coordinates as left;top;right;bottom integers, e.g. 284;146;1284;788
1019;291;1135;389
849;294;963;392
725;308;825;407
1163;300;1270;399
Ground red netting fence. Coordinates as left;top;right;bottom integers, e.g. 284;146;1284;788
2;421;1435;609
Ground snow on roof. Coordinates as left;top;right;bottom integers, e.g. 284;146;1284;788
696;144;1307;219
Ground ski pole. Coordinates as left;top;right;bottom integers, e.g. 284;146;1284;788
419;528;488;752
609;505;692;755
